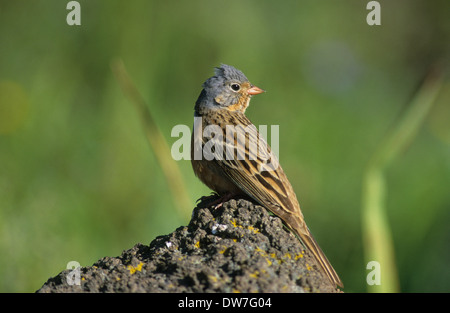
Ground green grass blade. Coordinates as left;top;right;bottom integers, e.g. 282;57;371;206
362;67;444;293
111;58;192;221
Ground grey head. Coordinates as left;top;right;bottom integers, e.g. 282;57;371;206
195;64;264;114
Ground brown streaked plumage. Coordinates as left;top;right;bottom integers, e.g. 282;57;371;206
191;64;343;288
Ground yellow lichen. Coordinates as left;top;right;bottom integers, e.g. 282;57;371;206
127;262;143;274
219;247;228;254
255;246;265;253
208;275;218;283
247;226;259;233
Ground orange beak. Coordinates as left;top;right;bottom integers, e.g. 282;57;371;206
247;85;265;95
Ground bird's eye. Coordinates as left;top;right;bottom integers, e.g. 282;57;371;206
230;83;240;91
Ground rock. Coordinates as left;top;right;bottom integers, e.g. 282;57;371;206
37;198;340;293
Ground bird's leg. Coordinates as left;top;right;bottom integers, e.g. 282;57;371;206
211;192;236;209
196;192;219;204
196;192;237;209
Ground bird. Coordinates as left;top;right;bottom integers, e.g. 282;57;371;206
190;64;343;288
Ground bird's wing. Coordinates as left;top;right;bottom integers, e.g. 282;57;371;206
204;112;304;227
201;111;343;288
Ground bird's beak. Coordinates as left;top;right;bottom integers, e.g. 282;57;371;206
247;85;265;95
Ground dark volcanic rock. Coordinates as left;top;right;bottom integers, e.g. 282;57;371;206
37;198;341;293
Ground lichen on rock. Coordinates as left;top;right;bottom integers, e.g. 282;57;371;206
37;198;340;293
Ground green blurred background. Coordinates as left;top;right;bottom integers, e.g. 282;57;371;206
0;0;449;293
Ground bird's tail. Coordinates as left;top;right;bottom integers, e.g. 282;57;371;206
297;227;343;288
